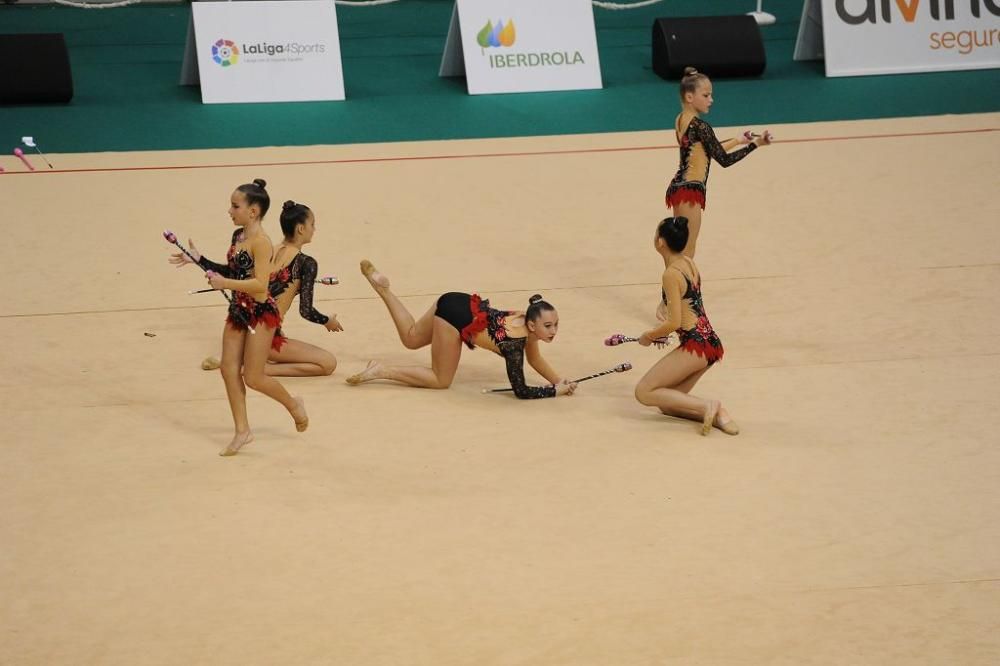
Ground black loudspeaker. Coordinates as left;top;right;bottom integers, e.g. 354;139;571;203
0;33;74;104
652;16;765;80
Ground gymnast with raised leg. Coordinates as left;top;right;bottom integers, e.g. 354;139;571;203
168;179;308;455
634;217;738;436
199;200;343;377
666;66;771;257
346;260;577;399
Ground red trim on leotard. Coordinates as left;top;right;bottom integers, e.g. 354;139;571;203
460;293;489;346
679;337;724;363
666;187;706;210
271;329;288;352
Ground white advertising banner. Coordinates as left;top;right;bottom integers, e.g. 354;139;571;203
820;0;1000;76
439;0;603;95
191;0;345;103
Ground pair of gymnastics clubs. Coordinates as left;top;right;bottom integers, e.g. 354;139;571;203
162;229;255;334
743;130;774;144
188;276;339;294
604;333;672;347
481;362;633;394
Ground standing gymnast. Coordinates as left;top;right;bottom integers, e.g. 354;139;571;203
199;200;343;377
168;179;308;455
345;260;577;398
634;217;738;435
666;66;770;257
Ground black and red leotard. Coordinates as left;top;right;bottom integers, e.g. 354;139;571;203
665;116;757;210
197;229;283;349
434;292;557;399
267;252;331;350
661;267;724;366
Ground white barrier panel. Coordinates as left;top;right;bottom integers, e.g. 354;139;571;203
439;0;603;94
190;0;345;103
819;0;1000;76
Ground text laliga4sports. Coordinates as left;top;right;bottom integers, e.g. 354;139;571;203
243;42;326;56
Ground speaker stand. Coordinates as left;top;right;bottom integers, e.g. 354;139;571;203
747;1;776;25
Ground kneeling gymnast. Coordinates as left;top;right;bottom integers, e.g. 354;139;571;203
347;261;577;399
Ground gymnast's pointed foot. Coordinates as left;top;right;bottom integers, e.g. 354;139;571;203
714;405;740;436
220;430;254;456
702;399;720;436
201;356;221;371
346;360;382;385
291;396;309;432
360;259;390;289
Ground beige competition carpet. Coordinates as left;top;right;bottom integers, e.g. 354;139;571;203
1;113;998;665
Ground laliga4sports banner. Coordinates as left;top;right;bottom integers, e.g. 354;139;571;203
439;0;603;94
191;0;345;103
820;0;1000;75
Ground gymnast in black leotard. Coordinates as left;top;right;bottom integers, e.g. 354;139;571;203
346;261;577;399
665;67;770;258
634;216;738;437
167;179;309;456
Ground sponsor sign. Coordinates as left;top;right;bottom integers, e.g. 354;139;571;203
799;0;1000;76
189;0;345;103
439;0;603;94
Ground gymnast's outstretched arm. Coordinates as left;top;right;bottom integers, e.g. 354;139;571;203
524;337;561;384
691;117;757;168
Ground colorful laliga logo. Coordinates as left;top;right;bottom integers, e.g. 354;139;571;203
211;39;239;67
477;19;516;49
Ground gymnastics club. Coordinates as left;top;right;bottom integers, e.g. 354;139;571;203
21;137;53;169
481;362;633;394
188;276;339;294
13;148;35;171
604;333;671;347
743;130;774;143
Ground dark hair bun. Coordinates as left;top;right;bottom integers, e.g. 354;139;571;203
252;178;267;190
282;200;296;211
674;216;689;229
528;294;543;305
683;66;698;76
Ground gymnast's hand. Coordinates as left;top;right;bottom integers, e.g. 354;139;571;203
206;270;226;290
168;238;201;266
325;316;344;333
638;332;657;347
556;380;578;396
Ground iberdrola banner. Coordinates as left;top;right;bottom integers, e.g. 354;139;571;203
439;0;603;95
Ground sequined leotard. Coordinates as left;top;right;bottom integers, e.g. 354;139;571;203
665;115;757;210
197;229;282;347
660;259;724;365
434;292;557;399
267;251;330;351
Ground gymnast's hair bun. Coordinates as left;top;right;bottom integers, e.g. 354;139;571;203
252;178;267;190
282;200;297;211
683;66;698;77
528;294;544;305
674;215;689;230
